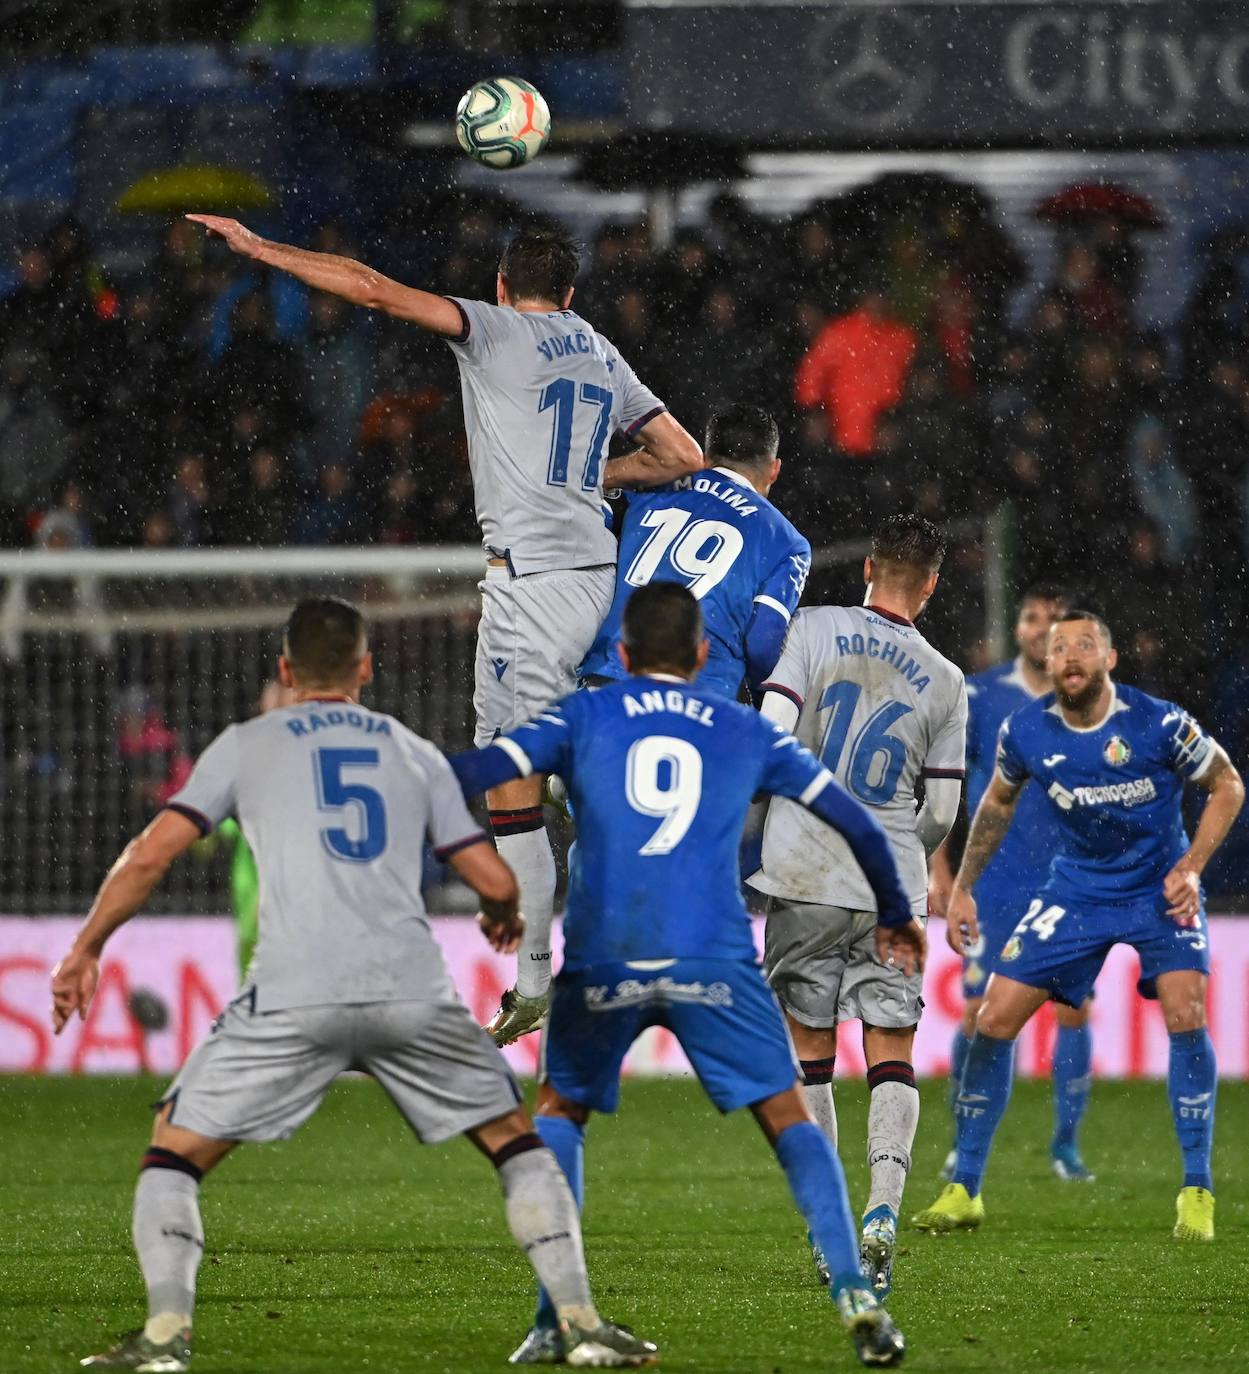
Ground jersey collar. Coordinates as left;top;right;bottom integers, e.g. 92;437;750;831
865;604;914;628
1045;683;1129;733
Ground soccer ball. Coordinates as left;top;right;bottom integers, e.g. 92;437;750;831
455;76;551;170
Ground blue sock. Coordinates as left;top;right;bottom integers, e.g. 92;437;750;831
1051;1022;1092;1152
949;1026;972;1117
773;1120;861;1292
1167;1029;1217;1193
952;1033;1015;1198
533;1116;585;1330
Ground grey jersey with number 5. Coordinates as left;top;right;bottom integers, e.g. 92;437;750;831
750;605;968;914
446;298;666;576
168;701;487;1012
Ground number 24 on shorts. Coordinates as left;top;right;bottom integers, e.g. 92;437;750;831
1012;898;1067;941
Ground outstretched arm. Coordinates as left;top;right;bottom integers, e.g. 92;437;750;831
603;412;703;489
1163;746;1244;922
51;810;202;1031
186;214;464;336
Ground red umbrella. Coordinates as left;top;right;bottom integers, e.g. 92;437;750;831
1034;183;1165;230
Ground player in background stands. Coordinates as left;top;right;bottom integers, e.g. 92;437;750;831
581;403;810;700
749;514;966;1297
187;214;702;1049
928;587;1099;1183
51;597;658;1372
915;612;1243;1243
452;582;922;1369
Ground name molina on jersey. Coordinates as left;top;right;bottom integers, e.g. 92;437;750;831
833;633;932;694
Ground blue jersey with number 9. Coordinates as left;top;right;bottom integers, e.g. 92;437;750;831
491;677;842;970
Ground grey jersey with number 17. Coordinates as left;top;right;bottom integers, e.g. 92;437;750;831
749;605;968;915
446;298;666;576
168;701;487;1012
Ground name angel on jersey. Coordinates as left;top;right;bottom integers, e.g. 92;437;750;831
833;633;932;694
285;709;393;738
1045;776;1158;811
623;689;717;726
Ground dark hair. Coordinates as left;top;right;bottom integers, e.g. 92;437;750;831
498;227;580;303
283;597;367;685
621;582;703;674
705;404;779;469
870;513;946;576
1055;608;1114;648
1018;582;1071;612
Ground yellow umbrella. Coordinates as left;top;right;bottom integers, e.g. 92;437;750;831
115;166;276;215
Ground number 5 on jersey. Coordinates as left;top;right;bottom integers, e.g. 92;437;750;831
315;747;388;862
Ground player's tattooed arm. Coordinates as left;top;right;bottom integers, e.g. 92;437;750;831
1164;744;1245;923
185;215;464;337
943;774;1021;955
603;412;703;489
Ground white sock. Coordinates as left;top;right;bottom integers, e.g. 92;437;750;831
799;1057;838;1148
498;1145;598;1329
132;1164;203;1339
865;1074;920;1218
494;825;557;998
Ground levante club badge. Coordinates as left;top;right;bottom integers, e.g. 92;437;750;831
1104;736;1131;767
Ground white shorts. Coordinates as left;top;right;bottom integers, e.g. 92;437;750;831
473;564;615;747
160;993;521;1145
763;901;924;1030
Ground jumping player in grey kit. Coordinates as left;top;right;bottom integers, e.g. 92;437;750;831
51;598;658;1372
188;213;703;1046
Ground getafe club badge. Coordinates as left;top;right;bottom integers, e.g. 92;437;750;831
1104;735;1131;766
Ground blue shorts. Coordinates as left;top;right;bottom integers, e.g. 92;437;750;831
993;887;1210;1007
961;872;1041;999
543;958;799;1114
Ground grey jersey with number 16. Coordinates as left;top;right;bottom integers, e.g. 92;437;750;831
168;701;487;1012
749;605;968;915
446;298;666;576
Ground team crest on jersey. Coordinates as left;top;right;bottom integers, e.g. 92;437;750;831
1000;936;1023;963
1103;735;1131;767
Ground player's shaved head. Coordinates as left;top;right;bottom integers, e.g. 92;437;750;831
283;597;368;687
621;582;704;675
705;404;780;471
1054;608;1114;648
870;514;947;580
499;226;580;304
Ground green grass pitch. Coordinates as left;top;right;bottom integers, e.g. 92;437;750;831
2;1075;1246;1373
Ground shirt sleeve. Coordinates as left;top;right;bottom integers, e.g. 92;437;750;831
1163;704;1217;781
605;341;666;438
443;297;516;364
166;726;239;834
424;748;490;861
924;678;969;780
758;611;808;713
994;713;1030;787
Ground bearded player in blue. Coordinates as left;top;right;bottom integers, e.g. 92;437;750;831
452;583;925;1368
581;404;810;700
915;611;1244;1243
929;585;1100;1182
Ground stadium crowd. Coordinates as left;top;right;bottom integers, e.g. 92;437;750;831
1;177;1246;702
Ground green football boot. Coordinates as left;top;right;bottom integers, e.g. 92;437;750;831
80;1327;191;1372
559;1318;659;1368
486;986;551;1046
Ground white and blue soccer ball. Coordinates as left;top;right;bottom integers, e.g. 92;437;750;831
455;76;551;170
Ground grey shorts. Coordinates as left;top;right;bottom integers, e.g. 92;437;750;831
763;901;924;1031
161;994;522;1145
473;564;615;747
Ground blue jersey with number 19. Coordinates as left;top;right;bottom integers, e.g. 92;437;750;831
481;676;905;971
579;467;811;699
